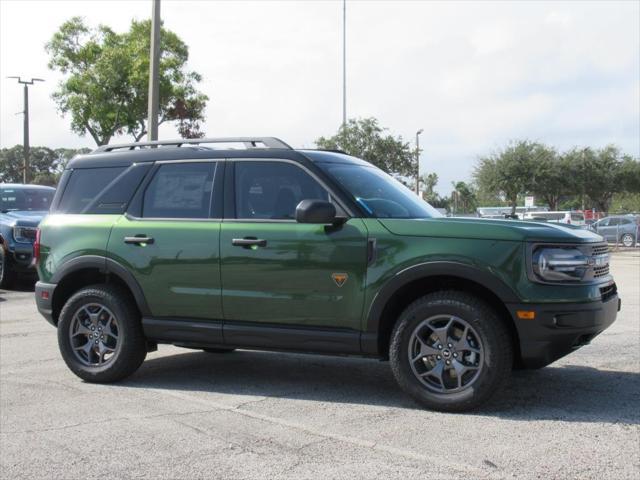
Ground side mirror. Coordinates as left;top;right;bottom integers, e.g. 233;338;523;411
295;199;337;224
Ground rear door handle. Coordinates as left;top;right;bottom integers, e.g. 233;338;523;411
124;235;155;245
232;238;267;248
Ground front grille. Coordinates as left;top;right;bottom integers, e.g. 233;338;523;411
591;244;610;256
590;243;610;278
593;265;610;278
599;284;617;302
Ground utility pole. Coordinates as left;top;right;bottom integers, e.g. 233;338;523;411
342;0;346;128
147;0;161;142
415;129;423;196
7;77;44;183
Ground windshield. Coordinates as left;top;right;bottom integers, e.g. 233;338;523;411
318;163;442;219
0;188;54;212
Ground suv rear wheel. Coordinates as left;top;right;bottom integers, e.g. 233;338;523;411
390;290;512;412
58;284;147;383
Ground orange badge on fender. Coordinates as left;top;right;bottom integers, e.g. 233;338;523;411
332;273;348;287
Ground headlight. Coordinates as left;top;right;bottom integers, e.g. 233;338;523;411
532;247;590;282
13;226;37;243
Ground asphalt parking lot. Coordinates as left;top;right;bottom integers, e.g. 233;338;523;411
1;252;638;480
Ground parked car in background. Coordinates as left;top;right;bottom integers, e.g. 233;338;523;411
590;215;639;247
0;184;55;288
523;211;586;226
477;206;548;219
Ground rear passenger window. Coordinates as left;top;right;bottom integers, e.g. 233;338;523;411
142;162;216;219
57;167;125;214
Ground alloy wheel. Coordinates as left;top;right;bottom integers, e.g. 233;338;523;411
69;303;120;366
621;234;634;248
408;314;484;393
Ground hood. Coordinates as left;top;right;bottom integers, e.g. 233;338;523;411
378;217;603;243
1;210;48;228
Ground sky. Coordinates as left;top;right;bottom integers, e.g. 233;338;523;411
1;0;638;194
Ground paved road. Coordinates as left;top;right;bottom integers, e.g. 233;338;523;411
1;253;638;479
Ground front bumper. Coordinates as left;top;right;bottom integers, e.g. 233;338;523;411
8;244;36;273
35;281;56;326
509;288;620;368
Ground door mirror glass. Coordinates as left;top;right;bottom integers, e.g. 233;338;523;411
295;199;337;224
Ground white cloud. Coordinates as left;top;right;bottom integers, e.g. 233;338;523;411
1;0;638;195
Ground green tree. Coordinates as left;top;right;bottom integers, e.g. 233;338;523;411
473;140;544;215
619;155;640;194
450;181;477;214
46;17;208;146
563;146;629;212
421;173;439;201
530;145;567;210
315;118;416;177
0;145;90;185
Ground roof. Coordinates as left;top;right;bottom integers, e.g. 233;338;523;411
65;138;370;169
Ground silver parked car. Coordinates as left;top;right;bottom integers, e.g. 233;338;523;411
590;215;639;247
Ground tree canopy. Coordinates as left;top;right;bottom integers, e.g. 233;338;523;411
0;145;90;186
473;141;640;213
46;17;208;146
315;118;416;177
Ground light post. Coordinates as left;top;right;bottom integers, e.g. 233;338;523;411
415;129;423;196
147;0;161;141
7;76;44;183
342;0;347;128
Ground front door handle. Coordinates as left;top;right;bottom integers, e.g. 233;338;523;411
124;235;155;245
232;238;267;248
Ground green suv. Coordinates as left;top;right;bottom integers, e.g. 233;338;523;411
34;137;620;411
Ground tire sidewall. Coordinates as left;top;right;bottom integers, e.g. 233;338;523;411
621;233;634;247
58;286;144;381
390;294;511;410
0;247;5;285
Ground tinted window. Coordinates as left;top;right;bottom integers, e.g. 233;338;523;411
57;167;125;214
318;163;442;219
570;213;584;222
235;162;329;219
0;188;54;212
143;162;216;219
608;218;621;226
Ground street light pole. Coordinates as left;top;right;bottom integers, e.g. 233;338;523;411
415;129;423;196
7;77;44;183
342;0;347;128
147;0;161;142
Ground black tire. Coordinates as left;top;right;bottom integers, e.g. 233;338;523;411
620;233;635;248
58;284;147;383
389;290;512;412
0;247;16;289
202;348;236;354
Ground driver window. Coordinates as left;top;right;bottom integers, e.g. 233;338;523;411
234;161;330;220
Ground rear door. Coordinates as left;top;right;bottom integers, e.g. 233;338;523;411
107;160;223;324
219;159;368;352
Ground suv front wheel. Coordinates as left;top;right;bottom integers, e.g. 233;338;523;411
390;291;512;412
58;284;147;383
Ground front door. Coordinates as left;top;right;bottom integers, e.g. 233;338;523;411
108;161;222;321
220;160;368;350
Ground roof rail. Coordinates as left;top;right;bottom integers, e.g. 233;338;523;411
93;137;292;153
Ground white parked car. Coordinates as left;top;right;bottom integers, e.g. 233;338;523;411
524;211;586;226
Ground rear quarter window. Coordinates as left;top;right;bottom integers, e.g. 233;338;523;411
56;167;125;214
